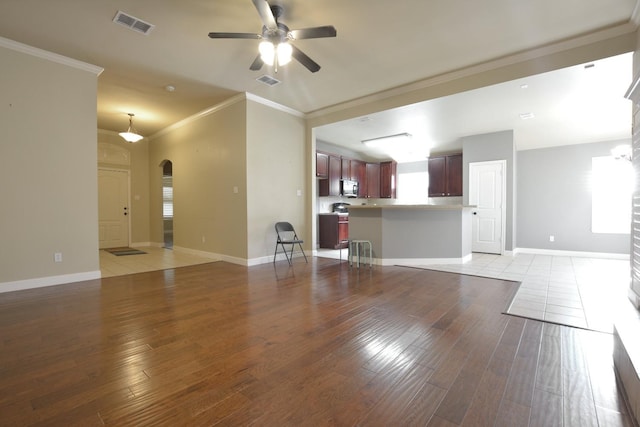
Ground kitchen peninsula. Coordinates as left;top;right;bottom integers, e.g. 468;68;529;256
348;204;474;265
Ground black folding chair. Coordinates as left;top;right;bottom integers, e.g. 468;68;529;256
273;222;308;265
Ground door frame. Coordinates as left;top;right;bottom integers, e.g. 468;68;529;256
469;160;507;255
98;167;131;248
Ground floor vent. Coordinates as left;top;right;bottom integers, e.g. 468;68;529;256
113;11;154;35
256;75;281;86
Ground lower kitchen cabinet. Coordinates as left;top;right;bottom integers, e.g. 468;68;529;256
318;214;349;249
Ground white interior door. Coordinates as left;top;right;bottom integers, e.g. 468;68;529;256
469;161;505;254
98;169;129;249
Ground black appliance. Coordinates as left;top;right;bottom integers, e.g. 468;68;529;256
332;202;350;214
340;180;358;198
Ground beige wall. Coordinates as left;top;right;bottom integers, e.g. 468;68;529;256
0;43;101;286
246;99;306;262
149;98;248;261
97;131;150;245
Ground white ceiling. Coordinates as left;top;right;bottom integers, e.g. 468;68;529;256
0;0;637;156
316;52;634;161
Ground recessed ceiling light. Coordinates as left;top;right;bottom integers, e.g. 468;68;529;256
519;112;535;120
165;85;175;92
520;83;528;89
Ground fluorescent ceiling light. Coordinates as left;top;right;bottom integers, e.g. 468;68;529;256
361;133;427;163
362;133;412;148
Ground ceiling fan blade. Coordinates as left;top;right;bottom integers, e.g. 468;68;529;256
251;0;277;31
208;32;260;39
250;54;264;71
289;26;337;40
291;45;321;73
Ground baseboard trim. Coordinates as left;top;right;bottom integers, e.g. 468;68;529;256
251;252;308;266
0;270;102;294
514;247;630;260
130;242;162;248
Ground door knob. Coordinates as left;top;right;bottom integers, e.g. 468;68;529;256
473;212;477;215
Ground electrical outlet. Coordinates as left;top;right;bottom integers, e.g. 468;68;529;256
549;235;555;242
54;252;63;262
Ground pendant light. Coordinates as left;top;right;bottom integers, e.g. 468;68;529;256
119;113;143;143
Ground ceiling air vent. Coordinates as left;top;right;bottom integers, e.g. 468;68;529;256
113;11;154;35
256;75;281;87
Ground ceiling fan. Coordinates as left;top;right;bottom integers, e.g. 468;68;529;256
208;0;337;73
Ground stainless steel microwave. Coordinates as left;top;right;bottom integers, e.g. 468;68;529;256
340;180;358;198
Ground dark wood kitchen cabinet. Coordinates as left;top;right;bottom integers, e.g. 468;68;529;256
428;153;462;197
379;160;397;198
318;214;349;249
316;152;329;178
353;160;366;189
318;153;341;196
341;157;351;180
341;158;365;182
365;162;380;198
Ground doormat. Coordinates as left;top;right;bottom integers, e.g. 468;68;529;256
104;247;147;256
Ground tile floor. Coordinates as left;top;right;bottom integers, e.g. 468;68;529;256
100;246;218;278
317;249;633;333
403;253;631;333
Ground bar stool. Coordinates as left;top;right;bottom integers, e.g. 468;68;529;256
349;240;372;268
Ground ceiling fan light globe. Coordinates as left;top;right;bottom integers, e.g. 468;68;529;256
277;43;292;65
259;41;275;65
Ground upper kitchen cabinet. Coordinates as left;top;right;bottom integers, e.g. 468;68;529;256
428;153;462;197
318;153;341;196
353;160;366;192
379;161;397;198
365;162;380;198
341;157;350;180
341;158;365;182
316;152;329;178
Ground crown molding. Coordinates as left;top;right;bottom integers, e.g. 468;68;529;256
150;92;303;140
0;36;103;75
245;93;304;117
150;93;247;140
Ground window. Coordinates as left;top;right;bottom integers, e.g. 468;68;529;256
592;155;632;234
162;175;173;218
397;171;429;204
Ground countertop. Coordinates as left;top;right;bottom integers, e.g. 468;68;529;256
347;204;475;210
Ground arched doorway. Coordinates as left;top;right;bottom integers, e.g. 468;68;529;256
161;160;173;248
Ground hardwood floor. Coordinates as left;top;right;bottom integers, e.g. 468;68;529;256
0;258;634;426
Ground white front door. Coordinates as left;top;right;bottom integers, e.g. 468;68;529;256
469;161;505;254
98;169;129;249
